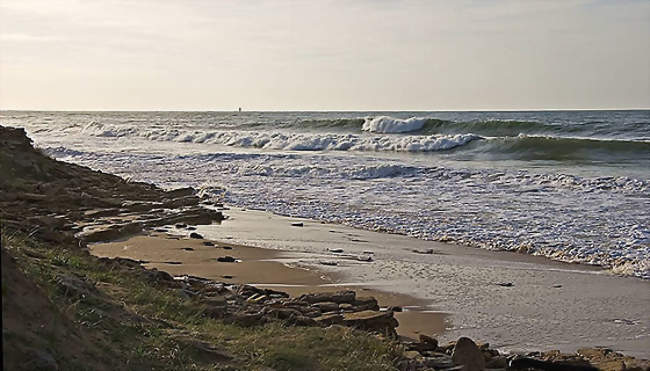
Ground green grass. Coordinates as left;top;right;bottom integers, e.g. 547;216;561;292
3;232;404;370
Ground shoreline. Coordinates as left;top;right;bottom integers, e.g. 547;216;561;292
90;209;650;358
90;232;450;341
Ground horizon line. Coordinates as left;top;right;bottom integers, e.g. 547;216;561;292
1;107;649;113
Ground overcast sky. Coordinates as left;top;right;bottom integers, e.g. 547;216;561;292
0;0;648;111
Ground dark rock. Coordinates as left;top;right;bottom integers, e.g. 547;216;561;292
221;275;233;279
342;310;399;336
175;223;187;228
217;256;236;263
319;260;338;266
203;241;215;246
412;248;434;254
327;248;344;253
508;356;598;371
187;226;197;231
352;296;380;311
181;247;194;251
496;282;513;287
299;291;356;304
387;306;402;312
419;334;438;348
189;232;204;239
312;301;339;313
451;337;485;371
291;222;304;227
222;245;233;250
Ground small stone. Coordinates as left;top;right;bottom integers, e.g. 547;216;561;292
217;256;236;263
291;222;304;227
496;282;513;287
203;241;215;246
187;226;197;230
319;260;338;266
175;223;187;228
181;247;194;251
189;232;204;239
222;275;233;279
328;248;344;253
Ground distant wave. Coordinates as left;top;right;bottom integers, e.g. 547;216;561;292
80;121;481;153
362;116;428;133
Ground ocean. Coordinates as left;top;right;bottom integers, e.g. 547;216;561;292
2;110;649;278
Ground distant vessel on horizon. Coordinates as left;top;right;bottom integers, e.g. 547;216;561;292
238;107;242;112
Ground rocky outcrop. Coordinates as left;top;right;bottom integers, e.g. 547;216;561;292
0;125;224;245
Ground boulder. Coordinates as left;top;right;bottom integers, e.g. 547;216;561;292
451;337;485;371
189;232;204;239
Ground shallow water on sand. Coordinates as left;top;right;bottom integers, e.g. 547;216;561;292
194;208;650;358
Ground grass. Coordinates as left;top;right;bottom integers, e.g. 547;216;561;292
2;232;404;370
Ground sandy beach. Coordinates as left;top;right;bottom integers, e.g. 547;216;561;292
91;208;650;358
91;233;449;340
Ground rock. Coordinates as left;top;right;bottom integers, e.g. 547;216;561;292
352;296;379;311
175;223;187;228
221;275;233;279
357;255;373;262
181;247;194;251
299;291;356;304
451;337;485;371
189;232;204;239
217;256;236;263
290;222;303;227
387;306;403;312
327;248;344;253
339;303;353;312
419;334;438;348
362;250;374;255
312;301;339;313
495;282;513;287
342;310;398;336
319;260;338;266
413;248;434;254
314;313;344;326
508;356;597;371
203;241;215;246
485;356;507;368
423;352;455;369
222;245;233;250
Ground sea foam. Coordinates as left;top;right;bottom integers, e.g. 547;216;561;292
361;116;427;133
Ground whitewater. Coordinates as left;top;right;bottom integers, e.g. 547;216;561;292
1;110;649;278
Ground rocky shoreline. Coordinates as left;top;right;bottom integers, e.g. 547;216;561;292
2;125;649;371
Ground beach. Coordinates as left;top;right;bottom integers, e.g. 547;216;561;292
90;207;650;358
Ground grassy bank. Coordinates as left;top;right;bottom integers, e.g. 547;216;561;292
2;231;403;370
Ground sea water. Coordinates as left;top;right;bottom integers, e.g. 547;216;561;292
2;110;648;278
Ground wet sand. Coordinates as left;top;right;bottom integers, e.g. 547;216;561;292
91;208;650;358
90;233;449;339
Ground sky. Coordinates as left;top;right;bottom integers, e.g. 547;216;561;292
0;0;648;111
